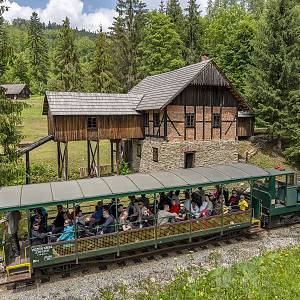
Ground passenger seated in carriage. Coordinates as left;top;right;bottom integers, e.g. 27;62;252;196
97;208;115;235
158;192;172;210
178;203;188;221
195;187;205;204
57;219;75;242
139;194;150;208
140;207;154;228
190;200;200;218
238;195;249;211
31;222;47;245
137;201;148;224
229;190;239;206
70;204;81;220
31;208;47;233
212;195;223;215
119;207;133;231
172;190;180;205
88;201;104;227
170;198;180;214
199;195;213;217
157;204;179;225
127;196;139;222
52;205;68;234
213;185;222;200
184;190;191;211
109;198;119;218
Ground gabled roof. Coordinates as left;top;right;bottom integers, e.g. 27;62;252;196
43;91;143;116
130;60;250;111
1;84;28;95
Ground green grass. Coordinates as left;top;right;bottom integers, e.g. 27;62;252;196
19;95;111;177
99;246;300;300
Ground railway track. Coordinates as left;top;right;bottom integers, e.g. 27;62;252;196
2;228;261;291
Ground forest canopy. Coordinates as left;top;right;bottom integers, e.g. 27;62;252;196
0;0;299;165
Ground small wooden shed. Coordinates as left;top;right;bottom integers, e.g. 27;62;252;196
0;83;30;99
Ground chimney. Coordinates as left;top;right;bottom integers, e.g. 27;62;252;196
201;53;210;61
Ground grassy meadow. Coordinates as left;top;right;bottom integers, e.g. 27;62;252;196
99;246;300;300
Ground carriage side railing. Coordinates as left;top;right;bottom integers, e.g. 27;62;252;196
30;209;252;265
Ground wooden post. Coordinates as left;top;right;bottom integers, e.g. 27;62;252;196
96;139;100;177
57;142;61;179
25;151;30;184
87;140;91;175
64;142;68;181
110;140;114;173
116;140;121;175
221;185;224;236
189;188;192;242
154;193;158;249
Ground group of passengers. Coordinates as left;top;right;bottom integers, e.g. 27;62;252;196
27;187;249;246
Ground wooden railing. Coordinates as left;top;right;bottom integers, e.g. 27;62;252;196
46;210;251;259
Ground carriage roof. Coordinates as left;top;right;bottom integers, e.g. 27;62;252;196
0;163;293;212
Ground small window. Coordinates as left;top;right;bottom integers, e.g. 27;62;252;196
153;113;160;127
87;116;97;130
137;143;142;158
213;113;221;128
153;147;158;162
185;113;195;128
144;113;149;127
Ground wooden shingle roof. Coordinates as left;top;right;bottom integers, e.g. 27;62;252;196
43;91;143;116
130;60;250;111
130;61;210;110
1;83;27;95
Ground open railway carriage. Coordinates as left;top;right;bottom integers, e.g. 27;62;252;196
0;163;299;284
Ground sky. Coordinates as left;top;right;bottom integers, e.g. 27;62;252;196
2;0;208;32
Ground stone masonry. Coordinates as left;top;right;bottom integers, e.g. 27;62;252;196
132;138;238;173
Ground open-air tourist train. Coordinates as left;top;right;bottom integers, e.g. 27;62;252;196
0;163;299;285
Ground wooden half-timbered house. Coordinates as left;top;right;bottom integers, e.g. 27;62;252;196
128;58;254;172
42;58;254;179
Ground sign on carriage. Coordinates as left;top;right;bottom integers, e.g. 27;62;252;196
31;244;54;265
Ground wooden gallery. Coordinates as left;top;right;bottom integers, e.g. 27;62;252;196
42;59;254;179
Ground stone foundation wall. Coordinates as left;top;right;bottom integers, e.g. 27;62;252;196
135;138;238;173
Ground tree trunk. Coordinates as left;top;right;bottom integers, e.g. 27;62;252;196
277;137;282;151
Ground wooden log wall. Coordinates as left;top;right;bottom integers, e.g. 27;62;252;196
52;115;144;142
144;84;240;141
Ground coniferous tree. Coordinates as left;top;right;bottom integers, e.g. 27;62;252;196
159;0;165;13
207;0;214;16
0;1;25;185
137;12;185;77
52;17;82;91
0;16;10;80
111;0;147;91
166;0;184;38
245;0;300;157
27;12;48;93
90;27;120;93
184;0;203;63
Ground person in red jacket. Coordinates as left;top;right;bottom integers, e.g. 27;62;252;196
170;198;180;214
229;190;239;206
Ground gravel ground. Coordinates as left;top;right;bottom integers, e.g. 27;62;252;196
1;226;300;300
